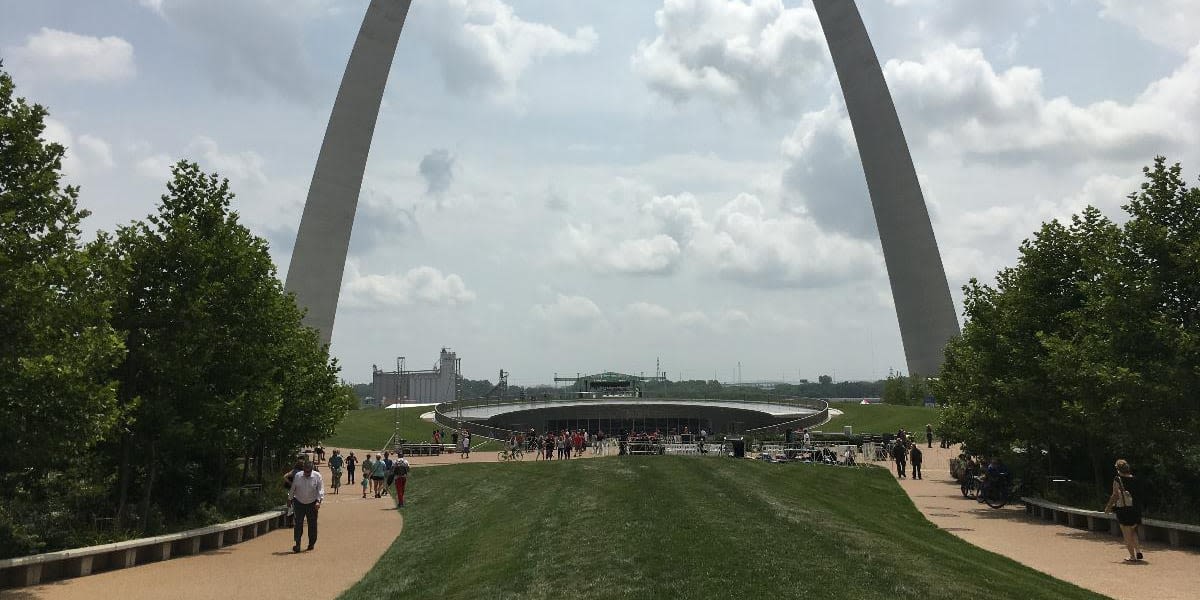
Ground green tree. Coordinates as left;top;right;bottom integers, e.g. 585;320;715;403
0;68;125;556
0;69;123;472
257;293;348;479
938;158;1200;514
104;162;292;527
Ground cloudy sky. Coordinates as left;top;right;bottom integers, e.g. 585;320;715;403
3;0;1198;385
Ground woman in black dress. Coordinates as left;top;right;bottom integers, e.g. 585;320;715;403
1104;459;1144;562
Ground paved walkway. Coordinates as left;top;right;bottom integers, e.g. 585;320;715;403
13;441;1192;600
887;444;1200;600
1;445;597;600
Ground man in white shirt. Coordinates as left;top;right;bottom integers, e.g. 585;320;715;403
287;460;325;552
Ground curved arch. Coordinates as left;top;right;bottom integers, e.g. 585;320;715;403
285;0;959;376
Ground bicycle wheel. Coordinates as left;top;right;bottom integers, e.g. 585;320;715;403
985;487;1008;509
497;451;508;462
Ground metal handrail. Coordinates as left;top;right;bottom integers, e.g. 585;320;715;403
743;399;830;434
432;406;517;442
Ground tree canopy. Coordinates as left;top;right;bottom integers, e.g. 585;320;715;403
937;157;1200;516
0;69;349;557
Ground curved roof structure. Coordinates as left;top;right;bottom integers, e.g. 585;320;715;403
453;398;819;421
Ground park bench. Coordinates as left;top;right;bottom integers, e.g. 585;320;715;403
1022;497;1200;549
0;507;287;589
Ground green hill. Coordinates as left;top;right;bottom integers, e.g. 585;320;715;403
326;406;496;451
822;402;938;436
341;458;1103;600
325;406;439;450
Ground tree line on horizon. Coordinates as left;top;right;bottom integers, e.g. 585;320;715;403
350;376;893;405
0;69;353;557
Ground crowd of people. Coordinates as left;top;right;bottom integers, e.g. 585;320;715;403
502;429;612;459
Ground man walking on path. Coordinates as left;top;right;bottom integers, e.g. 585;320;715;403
910;444;924;480
287;460;324;552
392;453;411;508
345;452;357;484
893;438;908;478
926;424;934;448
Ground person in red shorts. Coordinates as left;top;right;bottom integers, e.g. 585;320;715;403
392;452;411;508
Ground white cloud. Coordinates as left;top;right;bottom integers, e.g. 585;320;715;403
138;0;164;15
342;265;476;309
883;43;1198;162
144;0;320;99
622;301;675;322
633;0;826;109
186;136;267;185
77;135;115;169
560;226;682;276
531;293;605;328
40;119;116;178
135;153;174;180
879;0;1048;49
418;0;597;100
134;136;268;184
7;28;135;84
688;193;880;289
639;193;706;243
620;301;754;334
559;189;881;289
779;99;874;239
1097;0;1200;53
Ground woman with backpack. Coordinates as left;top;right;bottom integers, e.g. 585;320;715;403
1104;459;1145;562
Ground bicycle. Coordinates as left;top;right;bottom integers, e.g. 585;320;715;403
497;446;524;462
960;475;980;499
980;476;1020;509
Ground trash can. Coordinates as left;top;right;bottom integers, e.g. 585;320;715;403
843;425;853;436
729;437;745;458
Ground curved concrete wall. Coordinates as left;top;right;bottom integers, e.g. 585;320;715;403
484;403;789;435
287;0;959;373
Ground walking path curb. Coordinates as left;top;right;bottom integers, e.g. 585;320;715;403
890;444;1200;600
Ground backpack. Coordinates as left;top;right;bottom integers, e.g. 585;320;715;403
394;460;410;478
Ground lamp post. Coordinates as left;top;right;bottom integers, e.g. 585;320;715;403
395;356;405;450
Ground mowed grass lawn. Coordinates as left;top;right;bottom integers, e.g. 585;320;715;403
822;402;938;436
325;407;439;450
326;407;496;451
340;458;1103;600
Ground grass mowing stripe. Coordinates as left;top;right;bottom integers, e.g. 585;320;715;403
340;458;1107;600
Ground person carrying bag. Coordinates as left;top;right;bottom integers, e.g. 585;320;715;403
1104;459;1144;562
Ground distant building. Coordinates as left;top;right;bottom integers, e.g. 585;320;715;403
372;348;459;405
554;371;669;399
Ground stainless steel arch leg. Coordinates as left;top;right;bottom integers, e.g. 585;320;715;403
284;0;413;346
813;0;960;375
